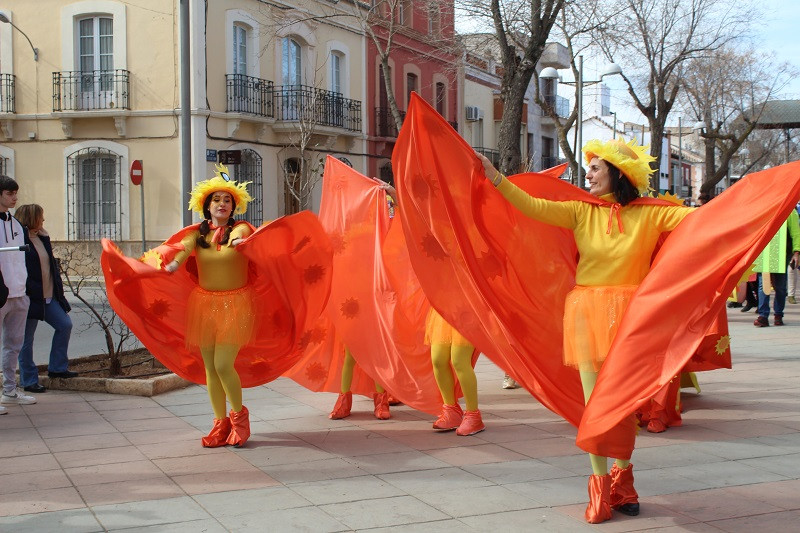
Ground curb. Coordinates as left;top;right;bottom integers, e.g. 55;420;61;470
42;373;193;397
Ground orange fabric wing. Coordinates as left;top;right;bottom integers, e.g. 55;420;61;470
101;212;333;388
577;161;800;456
285;156;444;414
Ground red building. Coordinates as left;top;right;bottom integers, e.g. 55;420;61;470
366;1;460;182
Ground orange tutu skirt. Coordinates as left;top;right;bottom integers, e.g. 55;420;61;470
186;286;255;350
425;308;473;347
563;285;637;372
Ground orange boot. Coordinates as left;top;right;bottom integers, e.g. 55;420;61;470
456;409;485;436
226;406;250;447
585;474;612;524
433;403;463;430
201;417;231;447
329;392;352;419
610;463;640;516
373;392;391;419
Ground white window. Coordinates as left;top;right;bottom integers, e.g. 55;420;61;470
233;149;263;227
67;147;123;240
330;52;342;94
78;16;114;107
233;24;247;75
282;38;302;86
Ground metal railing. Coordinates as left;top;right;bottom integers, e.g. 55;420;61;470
226;74;274;117
474;147;500;168
541;156;561;169
0;74;15;113
53;70;130;111
273;85;361;132
374;107;406;137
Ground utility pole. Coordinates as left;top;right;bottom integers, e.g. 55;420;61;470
180;0;192;226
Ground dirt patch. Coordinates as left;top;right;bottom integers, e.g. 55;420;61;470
40;349;172;379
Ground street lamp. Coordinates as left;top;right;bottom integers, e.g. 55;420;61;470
0;14;38;61
540;56;623;185
610;111;618;139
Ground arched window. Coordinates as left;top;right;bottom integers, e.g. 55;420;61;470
233;24;248;75
66;147;123;239
379;161;394;186
282;38;302;86
435;82;446;116
406;73;418;108
233;149;263;226
77;16;114;109
283;157;301;215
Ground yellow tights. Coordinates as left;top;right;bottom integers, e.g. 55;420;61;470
201;343;243;419
431;343;478;411
580;369;630;475
341;347;384;394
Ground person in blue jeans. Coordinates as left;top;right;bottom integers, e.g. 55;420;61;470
754;209;800;327
16;204;75;392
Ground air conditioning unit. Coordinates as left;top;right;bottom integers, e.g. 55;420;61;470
465;106;484;121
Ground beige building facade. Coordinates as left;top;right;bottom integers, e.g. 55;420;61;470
0;0;367;246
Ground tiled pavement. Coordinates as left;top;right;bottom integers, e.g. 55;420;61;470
1;304;799;532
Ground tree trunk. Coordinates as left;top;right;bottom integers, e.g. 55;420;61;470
498;85;526;175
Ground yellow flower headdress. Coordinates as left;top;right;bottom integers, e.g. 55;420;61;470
582;138;656;194
188;164;252;216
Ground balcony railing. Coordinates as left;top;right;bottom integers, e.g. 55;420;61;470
474;147;500;168
541;156;561;169
374;107;406;138
53;70;130;111
0;74;15;113
226;74;274;117
274;85;361;132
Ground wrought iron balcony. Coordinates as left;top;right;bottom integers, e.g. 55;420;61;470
273;85;361;132
541;155;561;169
0;74;15;113
53;70;130;111
374;107;406;138
226;74;274;117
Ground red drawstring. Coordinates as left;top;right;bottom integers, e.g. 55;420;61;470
210;225;225;250
606;203;624;234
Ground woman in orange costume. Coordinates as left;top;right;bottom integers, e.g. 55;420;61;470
427;309;484;435
162;168;256;447
479;139;690;523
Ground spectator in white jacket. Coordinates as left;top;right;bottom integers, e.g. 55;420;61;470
0;175;35;413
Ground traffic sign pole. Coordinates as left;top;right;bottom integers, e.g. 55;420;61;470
130;160;146;253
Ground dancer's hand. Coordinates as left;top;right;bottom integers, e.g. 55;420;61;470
476;152;503;186
165;260;179;273
372;177;397;199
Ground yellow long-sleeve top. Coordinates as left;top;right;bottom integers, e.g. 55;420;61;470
496;179;692;286
172;224;253;291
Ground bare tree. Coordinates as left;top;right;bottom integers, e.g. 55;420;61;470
595;0;751;189
682;46;796;196
56;245;140;376
457;0;565;174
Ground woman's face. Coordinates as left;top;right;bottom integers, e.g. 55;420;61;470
209;191;233;220
586;157;613;197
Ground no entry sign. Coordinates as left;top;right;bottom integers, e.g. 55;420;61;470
130;160;143;185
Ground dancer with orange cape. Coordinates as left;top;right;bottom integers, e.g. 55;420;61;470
392;93;800;523
101;165;332;447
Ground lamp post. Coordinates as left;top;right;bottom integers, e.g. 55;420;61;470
540;56;622;186
0;14;38;61
677;116;682;195
611;111;618;139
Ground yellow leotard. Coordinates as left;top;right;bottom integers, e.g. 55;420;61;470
173;224;252;290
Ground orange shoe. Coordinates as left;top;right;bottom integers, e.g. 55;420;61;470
226;406;250;448
456;409;485;436
610;463;640;516
585;474;612;524
647;417;666;433
387;395;402;406
201;417;231;447
433;403;463;430
329;392;352;419
373;392;391;420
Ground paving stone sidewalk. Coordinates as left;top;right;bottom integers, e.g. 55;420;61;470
1;304;799;532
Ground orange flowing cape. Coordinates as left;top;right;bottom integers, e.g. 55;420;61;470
284;156;447;415
100;213;333;388
394;93;800;458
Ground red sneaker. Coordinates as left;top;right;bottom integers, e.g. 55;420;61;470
774;315;785;326
456;409;485;436
329;392;352;419
201;417;231;447
433;403;463;430
373;392;391;419
753;316;769;327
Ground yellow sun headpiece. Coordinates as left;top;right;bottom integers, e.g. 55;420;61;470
188;163;252;216
583;138;656;194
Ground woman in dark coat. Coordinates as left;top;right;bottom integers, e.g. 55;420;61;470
16;204;74;393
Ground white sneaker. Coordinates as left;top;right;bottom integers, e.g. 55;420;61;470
502;375;519;389
1;389;37;405
0;405;7;415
